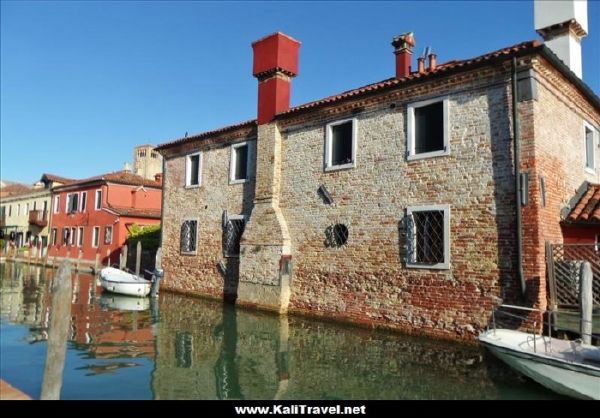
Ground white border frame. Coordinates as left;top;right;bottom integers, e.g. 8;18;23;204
94;189;102;211
229;142;250;184
583;121;596;174
53;195;60;214
324;118;358;172
80;191;87;212
407;96;450;161
180;217;199;255
78;227;84;247
406;204;451;270
66;192;79;214
185;151;203;188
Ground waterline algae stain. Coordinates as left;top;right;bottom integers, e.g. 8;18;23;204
0;262;563;399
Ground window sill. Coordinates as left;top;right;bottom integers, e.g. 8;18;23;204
229;178;247;185
181;251;197;256
405;262;450;270
184;184;201;190
584;167;596;176
407;150;449;161
324;162;356;172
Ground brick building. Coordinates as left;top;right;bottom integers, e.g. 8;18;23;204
156;2;599;340
48;171;162;266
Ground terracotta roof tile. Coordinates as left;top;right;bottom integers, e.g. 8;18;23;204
566;183;600;224
41;173;76;184
156;40;541;151
55;171;162;189
106;206;161;219
0;183;34;197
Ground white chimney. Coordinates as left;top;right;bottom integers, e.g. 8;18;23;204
534;0;588;78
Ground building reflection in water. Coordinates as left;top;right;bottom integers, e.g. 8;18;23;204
1;262;563;400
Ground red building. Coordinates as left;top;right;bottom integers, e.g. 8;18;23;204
48;171;162;265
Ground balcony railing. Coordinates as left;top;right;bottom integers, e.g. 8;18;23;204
28;210;48;227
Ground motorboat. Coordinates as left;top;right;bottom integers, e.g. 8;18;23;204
479;307;600;400
99;267;151;297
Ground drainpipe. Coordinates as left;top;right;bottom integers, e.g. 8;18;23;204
512;56;526;298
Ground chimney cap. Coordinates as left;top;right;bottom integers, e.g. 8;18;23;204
252;31;301;78
392;32;415;52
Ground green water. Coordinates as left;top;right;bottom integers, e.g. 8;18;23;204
0;262;563;400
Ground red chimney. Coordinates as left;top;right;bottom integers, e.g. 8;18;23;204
417;56;425;74
252;32;301;125
391;32;415;78
428;53;437;71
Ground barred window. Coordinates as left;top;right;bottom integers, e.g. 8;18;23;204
180;219;198;254
406;205;450;269
223;214;245;257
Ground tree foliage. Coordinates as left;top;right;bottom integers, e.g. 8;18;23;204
127;224;161;250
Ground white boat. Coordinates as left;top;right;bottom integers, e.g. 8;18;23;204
99;267;151;297
479;328;600;400
99;293;150;311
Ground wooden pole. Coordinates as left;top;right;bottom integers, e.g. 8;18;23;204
94;252;100;273
77;249;82;272
580;262;593;345
106;249;111;267
155;247;162;269
120;245;127;270
135;242;142;276
40;261;73;400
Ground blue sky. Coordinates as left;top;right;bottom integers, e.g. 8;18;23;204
1;1;599;184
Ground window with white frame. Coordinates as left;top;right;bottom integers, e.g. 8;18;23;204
230;142;249;183
95;189;102;210
62;228;70;245
70;227;77;246
223;214;246;257
407;97;450;160
53;196;60;214
78;227;84;247
584;123;596;171
66;193;79;213
51;228;57;246
104;226;113;245
92;226;100;248
185;152;202;187
8;205;12;217
406;204;450;269
80;192;87;212
325;118;357;171
180;218;198;254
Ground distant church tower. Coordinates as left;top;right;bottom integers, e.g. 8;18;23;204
133;144;163;180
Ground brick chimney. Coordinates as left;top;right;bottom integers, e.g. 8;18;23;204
252;32;301;125
392;32;415;78
428;52;437;71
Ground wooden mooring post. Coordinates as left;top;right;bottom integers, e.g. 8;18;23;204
580;262;593;345
135;241;142;276
120;245;127;270
40;261;73;400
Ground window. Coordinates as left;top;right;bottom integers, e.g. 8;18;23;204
223;215;246;257
325;119;357;171
185;152;202;187
78;227;84;247
92;227;100;248
104;226;113;245
8;205;11;217
180;219;198;254
229;142;249;183
66;193;79;213
584;123;596;171
70;227;77;246
151;152;158;159
139;149;146;158
24;203;29;215
407;97;450;160
51;228;57;246
53;196;60;214
95;189;102;210
406;205;450;269
80;192;87;212
62;228;70;245
17;204;20;216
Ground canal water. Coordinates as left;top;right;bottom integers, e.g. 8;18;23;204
0;262;563;400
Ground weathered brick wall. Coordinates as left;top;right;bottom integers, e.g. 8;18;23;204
160;137;256;300
519;56;600;309
278;68;518;339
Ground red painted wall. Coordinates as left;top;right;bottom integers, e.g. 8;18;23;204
562;225;600;244
48;183;161;263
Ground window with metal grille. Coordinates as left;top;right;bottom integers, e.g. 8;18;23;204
223;215;245;257
180;219;198;254
325;223;349;248
325;119;357;171
407;97;449;160
175;331;193;368
230;142;249;183
406;205;450;269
